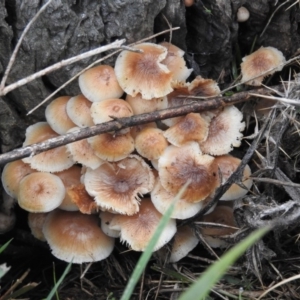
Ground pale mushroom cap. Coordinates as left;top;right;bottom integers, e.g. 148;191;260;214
84;155;154;215
212;155;253;200
109;199;177;252
18;172;65;213
1;160;35;199
78;65;123;102
126;94;168;115
130;122;157;139
66;127;104;169
241;46;286;86
237;6;250;22
45;96;76;135
164;113;210;146
99;211;120;238
22;122;74;172
158;142;218;202
28;212;48;241
160;42;193;82
200;105;245;156
169;226;199;263
115;43;173;100
151;179;203;220
66;95;94;128
43;210;115;263
88;132;134;162
135;127;169;160
188;76;221;97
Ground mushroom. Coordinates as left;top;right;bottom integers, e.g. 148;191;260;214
188;76;221;97
28;212;48;241
237;6;250;22
109;199;177;252
199;105;245;156
78;65;123;102
18;172;65;213
22;122;74;172
212;155;253;200
99;211;120;238
45;96;76;135
158;142;219;203
115;43;173;100
43;210;115;263
241;46;286;86
84;155;154;215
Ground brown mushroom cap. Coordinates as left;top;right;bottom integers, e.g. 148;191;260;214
169;226;199;263
84;155;154;215
158;142;218;203
199;106;245;156
43;210;115;263
160;42;193;82
188;76;221;97
109;199;177;251
78;65;123;102
45;96;76;135
1;160;35;199
241;46;286;86
115;43;173;100
135;127;169;161
18;172;66;213
151;179;203;220
88;132;134;162
22;122;74;172
212;155;253;200
164;113;210;146
66;95;94;128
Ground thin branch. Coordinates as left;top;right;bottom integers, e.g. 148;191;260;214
27;27;180;115
251;177;300;188
0;0;54;90
0;85;283;166
0;39;129;96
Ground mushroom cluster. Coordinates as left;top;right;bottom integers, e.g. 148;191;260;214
2;41;257;264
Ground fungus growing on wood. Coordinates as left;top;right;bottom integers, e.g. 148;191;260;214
78;65;123;102
115;43;173;100
43;210;114;263
241;46;286;86
158;142;218;202
84;155;154;215
18;172;65;213
109;199;177;251
45;96;76;135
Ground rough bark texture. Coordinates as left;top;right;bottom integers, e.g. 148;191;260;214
0;0;298;152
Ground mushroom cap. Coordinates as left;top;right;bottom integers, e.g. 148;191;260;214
164;113;210;146
241;46;286;86
135;127;169;161
84;155;154;215
151;179;203;220
160;42;193;82
88;132;134;162
188;76;221;97
99;211;120;238
115;43;173;100
66;127;104;169
169;226;199;263
18;172;65;213
158;142;218;203
109;199;177;252
237;6;250;22
78;65;123;102
1;159;35;199
43;210;115;263
22;122;74;172
199;105;245;156
45;96;76;135
28;212;48;241
66;95;94;128
126;94;168;115
212;155;253;200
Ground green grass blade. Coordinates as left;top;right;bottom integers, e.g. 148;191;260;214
0;238;13;254
45;262;72;300
120;182;189;300
2;282;39;300
178;226;270;300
